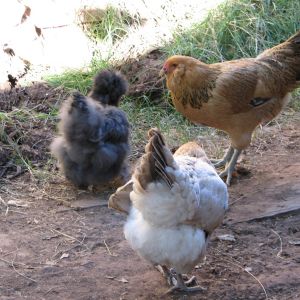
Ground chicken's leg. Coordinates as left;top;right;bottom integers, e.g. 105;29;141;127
166;273;206;294
218;149;241;186
155;265;177;286
212;146;234;168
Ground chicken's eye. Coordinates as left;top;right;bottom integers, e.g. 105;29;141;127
172;63;178;68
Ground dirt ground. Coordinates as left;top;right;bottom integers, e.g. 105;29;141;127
1;81;300;300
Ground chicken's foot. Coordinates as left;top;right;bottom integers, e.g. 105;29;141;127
212;146;234;168
156;265;178;286
218;149;241;186
166;273;206;294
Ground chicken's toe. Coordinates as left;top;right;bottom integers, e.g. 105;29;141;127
165;274;206;294
183;275;197;286
212;146;234;168
218;149;241;186
155;265;177;286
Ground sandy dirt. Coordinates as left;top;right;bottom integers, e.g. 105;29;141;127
0;82;300;300
0;52;300;300
1;1;299;299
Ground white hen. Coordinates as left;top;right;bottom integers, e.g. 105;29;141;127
109;128;228;293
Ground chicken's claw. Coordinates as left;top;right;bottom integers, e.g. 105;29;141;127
212;146;234;168
155;265;177;286
218;149;241;186
165;273;206;294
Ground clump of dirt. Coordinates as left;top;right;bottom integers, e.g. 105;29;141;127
0;83;67;178
118;50;165;102
0;115;299;300
0;55;300;299
0;51;167;179
0;82;67;112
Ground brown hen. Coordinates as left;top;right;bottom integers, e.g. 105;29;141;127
161;30;300;185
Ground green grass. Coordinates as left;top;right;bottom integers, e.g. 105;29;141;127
81;5;141;43
45;0;300;154
0;108;58;177
163;0;300;62
45;59;109;94
120;95;216;158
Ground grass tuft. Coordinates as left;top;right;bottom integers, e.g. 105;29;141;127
0;108;58;178
44;0;300;163
163;0;300;63
120;96;217;160
45;59;109;94
162;0;300;110
80;5;142;43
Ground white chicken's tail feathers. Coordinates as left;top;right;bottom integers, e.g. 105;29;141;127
134;128;175;190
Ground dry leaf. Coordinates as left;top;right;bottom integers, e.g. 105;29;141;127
60;253;69;259
7;200;29;207
217;234;236;242
117;277;128;283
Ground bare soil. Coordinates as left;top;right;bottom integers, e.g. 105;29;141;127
1;81;300;300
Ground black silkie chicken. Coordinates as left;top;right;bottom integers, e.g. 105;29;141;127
51;70;130;189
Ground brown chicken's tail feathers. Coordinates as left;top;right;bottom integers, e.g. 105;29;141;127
134;128;175;190
287;30;300;80
286;30;300;45
258;30;300;81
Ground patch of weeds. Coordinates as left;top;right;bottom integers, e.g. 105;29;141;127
163;0;300;63
0;108;57;178
290;90;300;112
80;5;142;43
45;59;109;94
120;95;215;158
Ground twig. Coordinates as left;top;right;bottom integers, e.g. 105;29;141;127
12;260;37;283
44;287;55;295
63;234;88;253
230;190;259;206
271;229;283;258
213;249;268;299
51;228;83;244
52;242;62;260
230;195;246;206
0;257;27;267
103;240;117;257
50;231;88;259
0;195;7;207
1;248;20;258
0;256;37;283
5;209;28;215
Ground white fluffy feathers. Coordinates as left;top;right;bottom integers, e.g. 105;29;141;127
109;129;228;278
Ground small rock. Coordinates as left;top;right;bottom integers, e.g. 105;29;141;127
217;234;236;242
289;240;300;246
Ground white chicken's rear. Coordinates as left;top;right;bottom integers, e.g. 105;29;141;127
109;128;228;293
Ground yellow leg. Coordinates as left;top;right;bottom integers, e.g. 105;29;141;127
218;149;241;186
